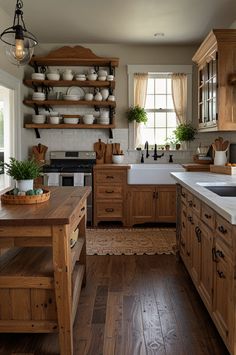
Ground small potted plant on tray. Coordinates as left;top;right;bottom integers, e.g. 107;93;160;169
2;157;41;192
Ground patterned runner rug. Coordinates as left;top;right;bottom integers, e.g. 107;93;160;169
86;227;176;255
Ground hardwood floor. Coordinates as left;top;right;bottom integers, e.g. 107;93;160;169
0;254;229;355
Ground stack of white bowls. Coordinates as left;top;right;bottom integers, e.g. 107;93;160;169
32;92;45;101
75;74;86;81
32;114;46;124
98;70;107;81
64;117;79;124
98;111;110;125
32;73;45;80
87;73;98;81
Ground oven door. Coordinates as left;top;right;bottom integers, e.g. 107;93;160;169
59;173;74;186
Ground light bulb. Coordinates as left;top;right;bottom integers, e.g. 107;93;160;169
15;38;24;60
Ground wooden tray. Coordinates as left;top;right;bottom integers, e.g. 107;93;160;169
210;165;236;175
1;189;50;205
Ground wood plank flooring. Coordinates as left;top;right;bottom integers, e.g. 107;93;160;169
0;254;229;355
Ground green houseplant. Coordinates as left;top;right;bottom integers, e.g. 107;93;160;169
2;157;41;192
127;105;148;124
174;123;197;143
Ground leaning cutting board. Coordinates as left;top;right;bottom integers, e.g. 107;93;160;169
94;139;106;164
104;143;113;163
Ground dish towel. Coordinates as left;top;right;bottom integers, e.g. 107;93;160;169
74;173;84;186
46;173;60;186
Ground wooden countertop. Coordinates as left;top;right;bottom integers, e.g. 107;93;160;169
0;186;91;226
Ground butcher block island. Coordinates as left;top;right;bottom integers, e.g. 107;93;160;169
0;186;91;355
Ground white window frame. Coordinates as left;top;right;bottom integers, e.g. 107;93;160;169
127;65;192;150
0;68;21;192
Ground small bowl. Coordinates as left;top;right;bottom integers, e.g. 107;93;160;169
64;117;79;124
84;93;94;101
107;95;115;101
46;73;60;81
49;116;60;124
50;111;59;117
98;70;108;76
87;73;98;81
112;155;124;164
98;76;106;81
32;73;45;80
32;114;46;124
107;75;114;81
32;93;45;101
83;115;94;124
62;74;73;81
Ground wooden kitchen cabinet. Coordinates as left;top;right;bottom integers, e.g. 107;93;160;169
127;185;176;226
192;29;236;131
23;46;119;134
177;184;236;354
93;165;129;226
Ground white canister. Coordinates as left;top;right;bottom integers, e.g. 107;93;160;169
100;89;109;100
214;150;227;166
94;92;103;101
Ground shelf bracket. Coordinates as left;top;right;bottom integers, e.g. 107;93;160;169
94;105;100;112
34;128;41;139
109;62;114;75
33;104;39;115
109;128;113;139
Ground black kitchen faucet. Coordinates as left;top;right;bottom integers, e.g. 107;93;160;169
153;144;164;161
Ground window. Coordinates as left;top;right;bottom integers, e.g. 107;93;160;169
142;74;176;147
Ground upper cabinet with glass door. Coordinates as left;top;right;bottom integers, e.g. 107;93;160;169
193;29;236;131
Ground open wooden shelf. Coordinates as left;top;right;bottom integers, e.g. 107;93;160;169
24;79;115;89
23;99;116;108
25;123;115;129
71;237;85;270
72;263;85;323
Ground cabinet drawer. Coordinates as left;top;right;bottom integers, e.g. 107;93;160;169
192;196;201;216
95;185;123;199
95;171;125;184
96;202;123;218
215;214;232;247
201;203;215;229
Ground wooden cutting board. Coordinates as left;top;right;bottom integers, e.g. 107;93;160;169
94;139;106;164
104;144;113;163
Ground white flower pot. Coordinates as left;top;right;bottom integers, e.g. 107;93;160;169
16;179;34;192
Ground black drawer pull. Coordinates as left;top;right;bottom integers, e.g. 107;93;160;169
81;206;85;211
180;240;185;247
181;192;186;198
218;225;227;234
204;213;211;219
105;208;114;212
217;270;225;279
188;201;193;207
106;175;114;179
215;250;224;259
187;215;193;222
105;190;114;194
153;191;156;199
187;251;190;256
195;226;201;243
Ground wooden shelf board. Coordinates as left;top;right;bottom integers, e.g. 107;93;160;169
30;58;119;67
24;79;115;88
71;238;84;271
23;99;116;107
72;263;85;323
25;123;115;129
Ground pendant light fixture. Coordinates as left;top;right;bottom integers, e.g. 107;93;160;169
0;0;38;66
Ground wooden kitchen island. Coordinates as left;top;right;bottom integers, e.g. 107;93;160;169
0;186;91;355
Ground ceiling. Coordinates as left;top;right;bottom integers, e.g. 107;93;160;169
0;0;236;45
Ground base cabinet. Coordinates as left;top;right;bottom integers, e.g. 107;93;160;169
178;184;235;354
127;185;176;226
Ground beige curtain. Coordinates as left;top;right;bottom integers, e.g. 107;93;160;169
134;73;148;148
171;73;187;124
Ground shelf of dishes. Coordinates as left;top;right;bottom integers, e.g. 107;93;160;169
23;99;116;107
23;79;115;88
29;70;115;82
27;113;112;125
25;123;115;129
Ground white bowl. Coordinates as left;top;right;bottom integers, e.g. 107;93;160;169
64;117;79;124
46;73;60;80
63;94;79;101
107;75;114;81
98;119;110;125
112;155;124;164
32;114;46;124
98;76;106;81
87;73;98;81
84;93;94;101
62;74;73;81
76;76;86;81
108;95;115;101
83;115;94;124
98;70;107;76
49;116;60;124
32;73;45;80
50;111;59;117
32;94;45;101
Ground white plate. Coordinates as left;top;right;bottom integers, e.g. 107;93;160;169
67;87;85;99
63;94;79;101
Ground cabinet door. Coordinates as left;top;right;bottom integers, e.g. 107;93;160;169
128;186;156;226
198;222;213;312
212;239;233;344
180;202;187;261
156;186;176;222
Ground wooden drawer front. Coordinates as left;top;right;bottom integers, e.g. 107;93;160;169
181;187;188;204
96;185;123;199
96;171;125;184
215;214;232;247
201;203;215;229
96;202;123;218
192;196;201;216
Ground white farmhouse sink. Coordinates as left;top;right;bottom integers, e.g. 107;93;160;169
128;164;185;184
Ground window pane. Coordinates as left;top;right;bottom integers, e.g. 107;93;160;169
146;112;154;127
167;95;174;109
167;112;177;127
155;112;166;127
155;95;166;109
145;95;154;109
167;79;172;94
155;128;166;145
155;78;166;94
167;128;176;140
147;78;154;94
142;128;155;145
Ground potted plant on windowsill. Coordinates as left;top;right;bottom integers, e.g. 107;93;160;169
127;105;148;124
2;157;41;192
174;123;197;149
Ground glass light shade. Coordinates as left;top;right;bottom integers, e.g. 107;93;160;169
4;37;34;66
